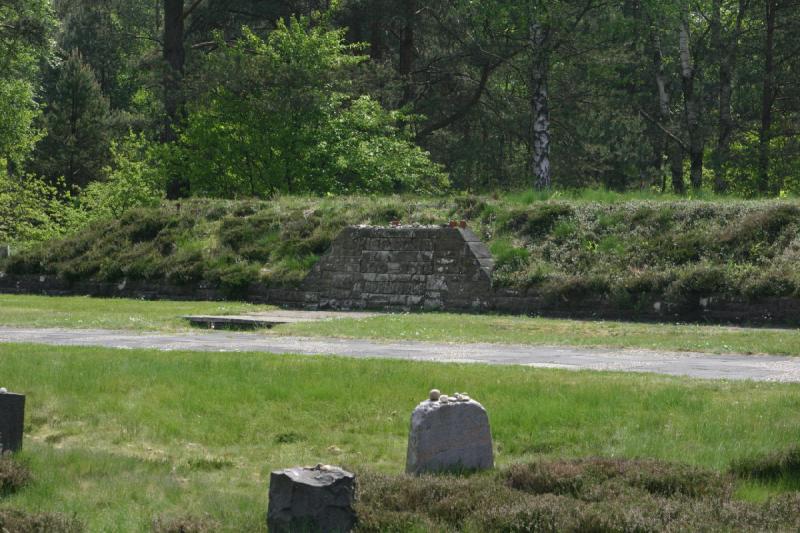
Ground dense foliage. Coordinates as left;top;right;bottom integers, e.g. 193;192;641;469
5;195;800;306
1;0;799;226
178;20;446;196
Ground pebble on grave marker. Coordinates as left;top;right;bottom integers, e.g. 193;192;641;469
0;387;25;453
406;388;493;475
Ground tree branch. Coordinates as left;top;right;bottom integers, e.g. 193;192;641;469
637;108;689;152
416;59;502;140
183;0;203;20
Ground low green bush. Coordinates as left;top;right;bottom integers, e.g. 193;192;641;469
730;446;800;482
503;203;575;237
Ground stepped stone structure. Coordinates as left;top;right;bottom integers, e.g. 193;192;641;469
301;225;494;311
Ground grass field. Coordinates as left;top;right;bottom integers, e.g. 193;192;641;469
0;295;274;331
1;294;800;356
1;342;800;530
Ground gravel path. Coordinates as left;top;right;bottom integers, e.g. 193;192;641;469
1;326;799;382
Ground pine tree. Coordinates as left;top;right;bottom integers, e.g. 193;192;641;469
33;49;112;188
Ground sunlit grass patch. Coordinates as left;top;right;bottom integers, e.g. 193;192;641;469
1;342;800;529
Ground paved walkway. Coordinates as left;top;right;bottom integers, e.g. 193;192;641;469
1;326;799;382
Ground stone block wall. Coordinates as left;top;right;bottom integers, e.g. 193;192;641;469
300;226;495;311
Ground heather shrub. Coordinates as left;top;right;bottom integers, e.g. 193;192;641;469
354;459;758;532
730;445;800;481
151;513;220;533
0;454;31;496
505;458;731;500
0;508;82;533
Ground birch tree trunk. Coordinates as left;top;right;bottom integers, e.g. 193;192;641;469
679;16;704;190
528;20;551;189
650;30;685;193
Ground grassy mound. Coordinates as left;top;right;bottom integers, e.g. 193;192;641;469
4;195;800;305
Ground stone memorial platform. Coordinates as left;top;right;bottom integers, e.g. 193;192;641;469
183;309;378;329
301;225;494;311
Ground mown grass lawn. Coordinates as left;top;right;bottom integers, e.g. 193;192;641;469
0;294;274;331
1;342;800;530
280;311;800;355
2;294;800;356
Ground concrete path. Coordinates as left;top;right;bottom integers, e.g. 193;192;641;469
1;326;799;382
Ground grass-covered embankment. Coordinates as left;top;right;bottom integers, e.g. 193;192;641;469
2;342;800;530
2;294;800;355
3;193;800;307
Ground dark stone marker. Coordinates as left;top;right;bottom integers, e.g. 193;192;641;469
0;391;25;453
267;464;356;533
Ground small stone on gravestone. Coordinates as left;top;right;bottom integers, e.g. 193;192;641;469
0;388;25;453
267;464;356;533
405;390;493;475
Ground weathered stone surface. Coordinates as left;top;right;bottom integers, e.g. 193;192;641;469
302;225;494;311
405;395;493;475
0;390;25;453
267;464;356;533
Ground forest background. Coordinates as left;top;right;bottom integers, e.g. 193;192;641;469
2;0;800;244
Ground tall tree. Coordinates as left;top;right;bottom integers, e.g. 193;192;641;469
757;0;777;194
710;0;748;192
527;16;552;189
678;11;704;190
398;0;416;106
33;50;112;188
0;0;53;173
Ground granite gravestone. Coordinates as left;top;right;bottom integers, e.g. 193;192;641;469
406;389;494;475
267;464;356;533
0;388;25;453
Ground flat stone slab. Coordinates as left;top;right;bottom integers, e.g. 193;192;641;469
183;310;379;329
406;394;493;474
267;464;356;533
